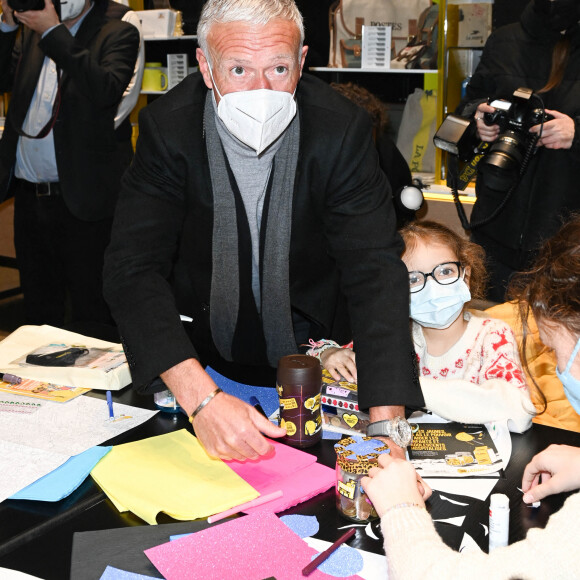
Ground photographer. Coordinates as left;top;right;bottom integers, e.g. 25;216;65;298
456;0;580;302
0;0;139;327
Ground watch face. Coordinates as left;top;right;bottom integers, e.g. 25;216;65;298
397;419;413;446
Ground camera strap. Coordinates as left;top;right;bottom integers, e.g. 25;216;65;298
449;134;540;231
457;141;490;190
11;68;63;140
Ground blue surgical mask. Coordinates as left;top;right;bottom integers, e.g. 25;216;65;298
556;336;580;415
410;276;471;329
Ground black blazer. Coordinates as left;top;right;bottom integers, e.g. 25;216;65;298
0;1;139;221
104;73;424;412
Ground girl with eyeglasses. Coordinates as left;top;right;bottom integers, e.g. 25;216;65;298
308;220;535;432
360;215;580;580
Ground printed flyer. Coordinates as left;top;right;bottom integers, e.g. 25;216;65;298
0;377;89;403
408;422;503;477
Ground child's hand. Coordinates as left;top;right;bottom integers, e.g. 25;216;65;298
521;444;580;503
361;454;428;518
320;347;357;382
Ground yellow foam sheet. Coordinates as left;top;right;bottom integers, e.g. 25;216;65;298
90;429;259;525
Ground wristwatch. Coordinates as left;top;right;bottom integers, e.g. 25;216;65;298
366;416;413;448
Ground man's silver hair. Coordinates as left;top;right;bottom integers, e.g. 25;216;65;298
197;0;305;59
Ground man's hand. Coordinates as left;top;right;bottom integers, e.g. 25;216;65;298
0;0;16;26
321;347;357;383
161;358;286;461
521;444;580;503
369;405;407;459
11;0;59;34
361;454;431;518
530;109;575;150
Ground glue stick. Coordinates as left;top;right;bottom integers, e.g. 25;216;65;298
489;493;510;551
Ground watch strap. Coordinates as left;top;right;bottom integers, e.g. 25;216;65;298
366;420;392;438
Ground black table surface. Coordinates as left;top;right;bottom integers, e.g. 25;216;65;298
1;386;579;580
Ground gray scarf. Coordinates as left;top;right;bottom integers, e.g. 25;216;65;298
204;91;300;367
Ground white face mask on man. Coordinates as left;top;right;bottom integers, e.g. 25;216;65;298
59;0;86;21
208;63;297;155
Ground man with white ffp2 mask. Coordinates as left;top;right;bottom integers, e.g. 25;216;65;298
207;60;297;155
104;0;424;463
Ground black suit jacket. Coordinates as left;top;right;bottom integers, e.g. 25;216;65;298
104;73;424;412
0;1;139;221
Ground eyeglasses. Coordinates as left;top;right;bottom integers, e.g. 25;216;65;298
408;261;462;293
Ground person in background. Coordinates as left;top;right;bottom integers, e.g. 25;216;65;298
456;0;580;302
361;214;580;580
0;0;140;327
308;221;535;432
113;3;144;166
104;0;424;462
330;82;423;227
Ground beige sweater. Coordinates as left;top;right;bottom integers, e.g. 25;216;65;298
380;491;580;579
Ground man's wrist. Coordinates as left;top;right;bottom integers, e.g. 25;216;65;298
160;357;218;416
367;416;413;448
369;404;405;423
188;387;223;423
0;14;18;31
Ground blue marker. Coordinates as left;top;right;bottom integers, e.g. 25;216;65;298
106;390;114;420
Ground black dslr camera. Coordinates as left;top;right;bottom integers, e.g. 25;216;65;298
433;87;551;192
432;87;551;229
7;0;46;11
478;87;552;192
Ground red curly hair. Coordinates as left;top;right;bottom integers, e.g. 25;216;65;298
399;220;488;300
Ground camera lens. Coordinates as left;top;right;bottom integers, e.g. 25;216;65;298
478;130;527;192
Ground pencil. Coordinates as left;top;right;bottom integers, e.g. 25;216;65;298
302;527;356;576
207;490;283;524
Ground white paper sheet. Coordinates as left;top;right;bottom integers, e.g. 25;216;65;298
460;532;485;554
0;568;44;580
0;440;69;502
0;393;157;500
0;393;157;456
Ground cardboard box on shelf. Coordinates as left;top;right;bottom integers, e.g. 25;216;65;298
136;9;177;39
457;3;492;47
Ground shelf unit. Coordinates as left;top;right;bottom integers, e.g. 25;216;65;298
141;34;198;89
435;0;493;182
310;67;438;74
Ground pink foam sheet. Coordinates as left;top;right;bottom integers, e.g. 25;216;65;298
225;439;336;514
144;511;362;580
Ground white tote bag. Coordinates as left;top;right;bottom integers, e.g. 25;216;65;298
328;0;432;67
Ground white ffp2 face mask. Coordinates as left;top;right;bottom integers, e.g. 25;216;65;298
59;0;86;21
208;64;297;155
